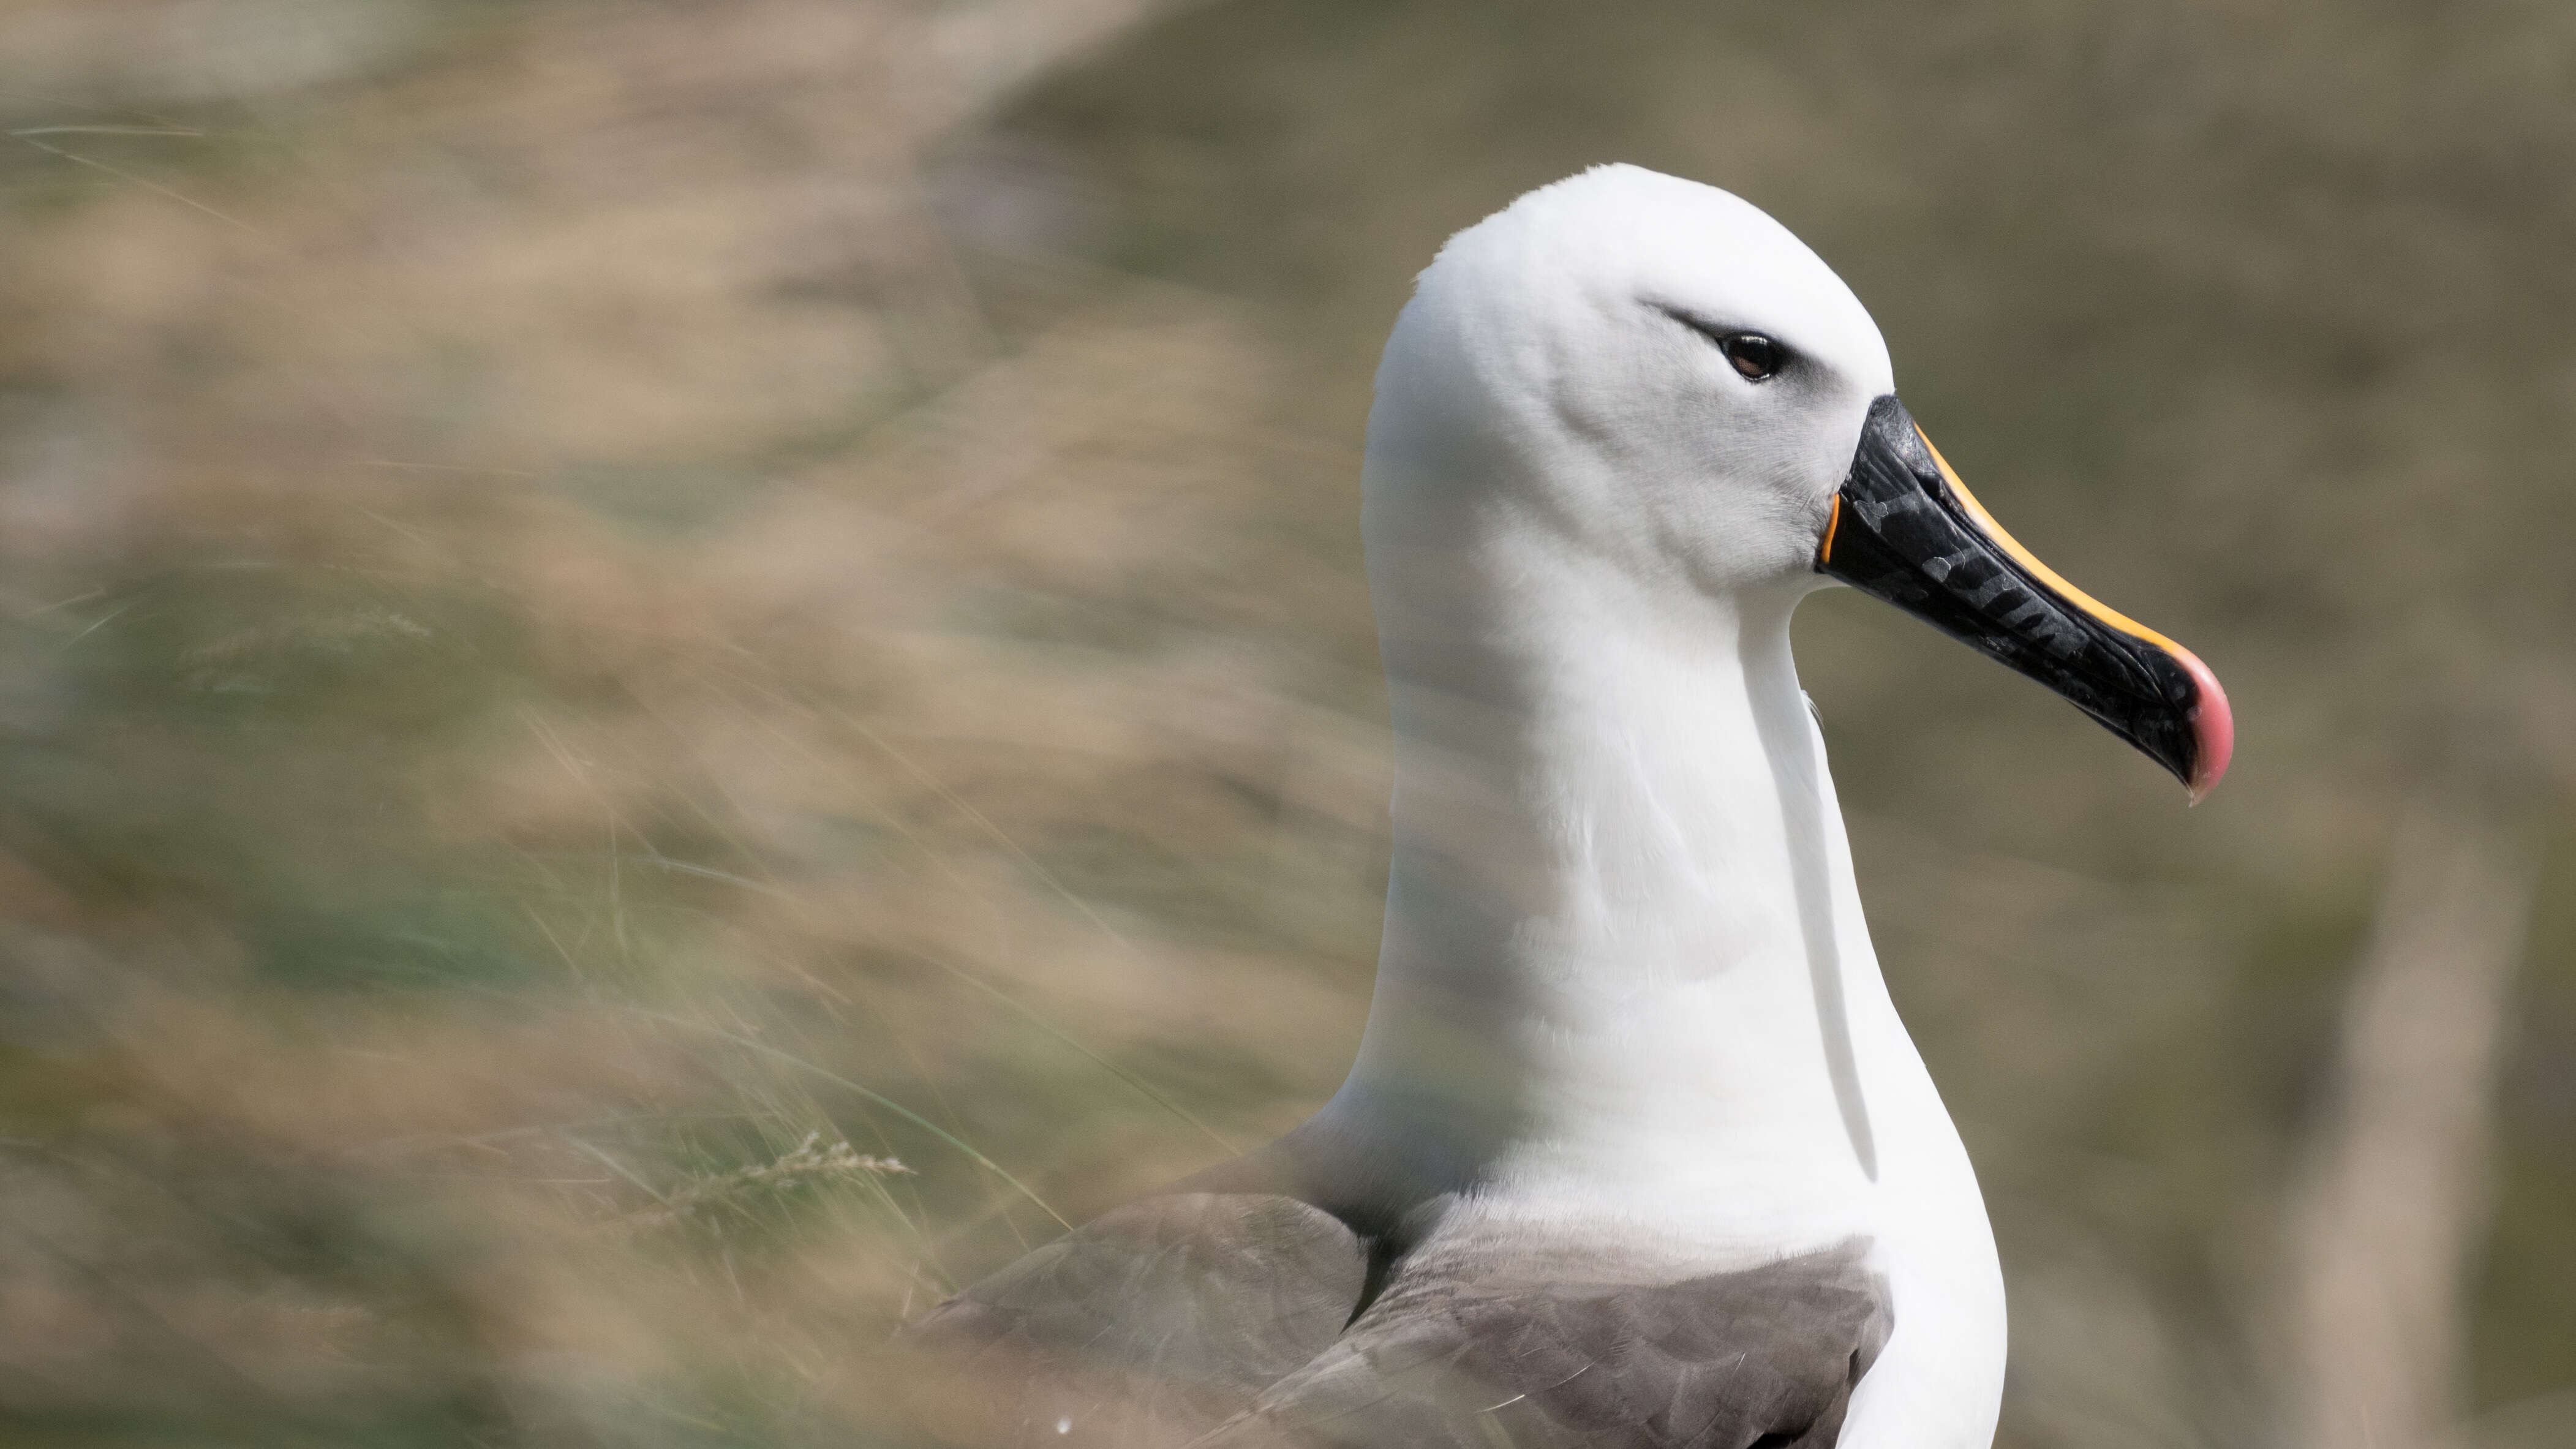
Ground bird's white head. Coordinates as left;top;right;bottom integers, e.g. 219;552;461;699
1360;164;2231;798
1365;164;1890;600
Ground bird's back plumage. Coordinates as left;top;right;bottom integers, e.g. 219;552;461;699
908;1180;1890;1449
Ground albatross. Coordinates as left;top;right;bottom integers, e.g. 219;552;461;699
906;165;2232;1449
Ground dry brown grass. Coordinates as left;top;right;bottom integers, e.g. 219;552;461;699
0;3;1390;1442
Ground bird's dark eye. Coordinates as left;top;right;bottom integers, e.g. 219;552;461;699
1720;333;1781;381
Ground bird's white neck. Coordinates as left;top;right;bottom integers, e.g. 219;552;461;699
1321;515;1896;1211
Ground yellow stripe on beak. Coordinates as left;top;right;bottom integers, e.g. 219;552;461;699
1915;426;2194;665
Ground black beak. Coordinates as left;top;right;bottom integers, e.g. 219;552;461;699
1817;395;2232;799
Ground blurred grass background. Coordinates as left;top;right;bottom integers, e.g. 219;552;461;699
0;2;2568;1447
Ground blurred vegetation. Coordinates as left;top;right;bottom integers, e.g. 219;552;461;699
0;1;2566;1447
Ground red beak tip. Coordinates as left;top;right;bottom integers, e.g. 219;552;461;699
2180;655;2233;804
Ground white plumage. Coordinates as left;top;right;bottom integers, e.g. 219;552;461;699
1326;165;2003;1448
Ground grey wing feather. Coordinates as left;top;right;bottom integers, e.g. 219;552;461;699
1202;1242;1891;1449
904;1192;1369;1448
